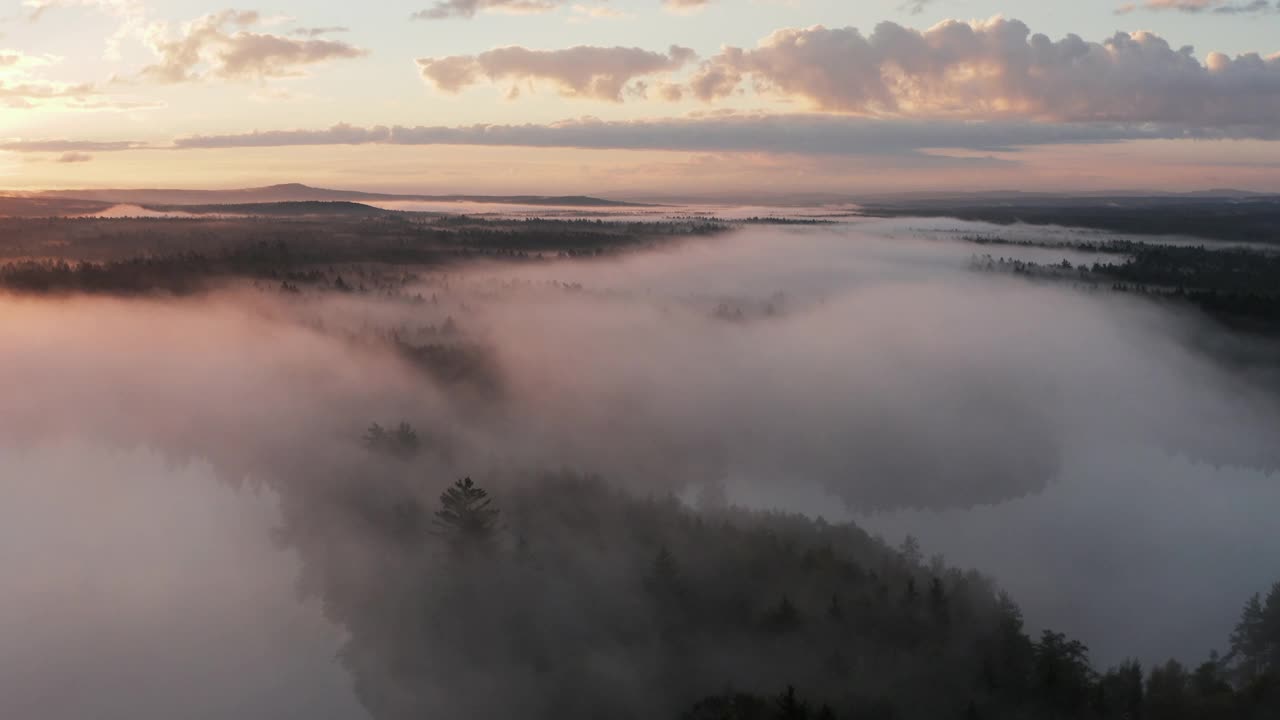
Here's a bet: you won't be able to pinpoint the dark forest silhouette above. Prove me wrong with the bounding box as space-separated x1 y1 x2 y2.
272 431 1280 719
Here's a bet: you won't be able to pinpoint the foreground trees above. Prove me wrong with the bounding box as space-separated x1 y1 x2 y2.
276 455 1280 720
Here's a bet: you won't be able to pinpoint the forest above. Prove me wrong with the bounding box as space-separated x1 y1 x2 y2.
860 195 1280 244
970 244 1280 336
301 430 1280 720
0 213 726 295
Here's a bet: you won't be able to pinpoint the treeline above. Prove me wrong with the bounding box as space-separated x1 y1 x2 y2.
863 197 1280 244
0 216 729 296
1095 245 1280 299
0 214 727 263
972 244 1280 334
270 432 1280 720
960 234 1144 256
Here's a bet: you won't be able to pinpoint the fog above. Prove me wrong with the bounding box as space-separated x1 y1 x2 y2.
0 444 362 720
2 219 1278 717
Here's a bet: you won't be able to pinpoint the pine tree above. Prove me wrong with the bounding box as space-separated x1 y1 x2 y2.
1229 593 1266 683
432 477 499 553
1263 581 1280 674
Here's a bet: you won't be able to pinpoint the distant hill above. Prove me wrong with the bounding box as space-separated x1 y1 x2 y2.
29 183 647 208
148 200 396 217
0 196 112 218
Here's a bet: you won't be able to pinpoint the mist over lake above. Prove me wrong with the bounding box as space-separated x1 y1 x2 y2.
4 214 1279 718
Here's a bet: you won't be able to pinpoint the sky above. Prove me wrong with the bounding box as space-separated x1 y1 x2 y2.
1 0 1279 195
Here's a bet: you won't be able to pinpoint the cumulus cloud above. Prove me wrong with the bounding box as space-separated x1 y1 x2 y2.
54 151 93 162
684 17 1280 131
1116 0 1276 13
417 45 695 101
141 9 366 84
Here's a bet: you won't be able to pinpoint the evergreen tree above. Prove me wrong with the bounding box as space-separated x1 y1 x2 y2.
1263 581 1280 673
432 477 499 553
1230 593 1266 683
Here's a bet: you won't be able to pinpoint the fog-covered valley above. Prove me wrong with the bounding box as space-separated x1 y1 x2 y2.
3 216 1279 719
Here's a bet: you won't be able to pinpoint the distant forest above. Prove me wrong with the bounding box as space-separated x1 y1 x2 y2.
861 196 1280 244
970 243 1280 336
0 214 725 295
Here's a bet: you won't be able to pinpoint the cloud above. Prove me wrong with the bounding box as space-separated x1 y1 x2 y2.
662 0 713 13
0 80 95 106
411 0 696 19
291 26 349 38
141 10 366 83
569 4 632 20
898 0 937 14
1115 0 1276 13
55 151 93 162
417 45 695 101
0 49 96 108
0 139 143 152
412 0 569 19
173 116 1212 156
21 0 140 21
686 17 1280 130
22 0 147 60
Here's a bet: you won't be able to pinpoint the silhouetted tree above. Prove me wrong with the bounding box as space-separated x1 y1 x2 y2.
899 535 922 566
1146 660 1191 720
1096 659 1143 720
1033 630 1094 717
362 421 421 459
775 686 809 720
1230 592 1268 684
432 477 499 553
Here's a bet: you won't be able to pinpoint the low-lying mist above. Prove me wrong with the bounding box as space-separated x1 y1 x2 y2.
3 221 1278 717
